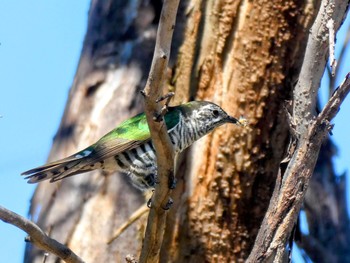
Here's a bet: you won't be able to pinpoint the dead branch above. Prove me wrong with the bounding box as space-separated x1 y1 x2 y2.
329 22 350 96
327 18 337 76
247 72 350 262
247 0 350 261
0 205 84 263
107 205 149 244
139 0 180 263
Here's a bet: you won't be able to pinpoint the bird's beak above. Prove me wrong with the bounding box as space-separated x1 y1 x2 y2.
227 116 239 124
227 115 248 127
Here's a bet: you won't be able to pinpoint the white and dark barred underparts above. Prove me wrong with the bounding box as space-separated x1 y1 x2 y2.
109 110 211 190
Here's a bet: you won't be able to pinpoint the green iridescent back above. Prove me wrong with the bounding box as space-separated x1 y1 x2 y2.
99 107 181 143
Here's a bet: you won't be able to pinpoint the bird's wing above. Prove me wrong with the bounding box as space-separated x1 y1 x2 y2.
88 107 181 163
85 112 152 161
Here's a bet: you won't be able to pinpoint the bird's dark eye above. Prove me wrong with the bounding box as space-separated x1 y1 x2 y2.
212 110 219 117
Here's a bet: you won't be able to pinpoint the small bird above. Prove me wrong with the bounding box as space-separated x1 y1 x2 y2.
22 101 246 191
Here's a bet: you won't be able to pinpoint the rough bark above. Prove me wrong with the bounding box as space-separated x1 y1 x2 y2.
24 0 349 262
163 1 319 262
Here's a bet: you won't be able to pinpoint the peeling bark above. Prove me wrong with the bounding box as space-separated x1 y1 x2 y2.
166 1 319 261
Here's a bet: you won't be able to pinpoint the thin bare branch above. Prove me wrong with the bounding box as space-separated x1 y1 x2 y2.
329 22 350 97
247 0 350 261
107 205 149 244
327 18 337 76
0 205 84 263
139 0 180 262
319 73 350 120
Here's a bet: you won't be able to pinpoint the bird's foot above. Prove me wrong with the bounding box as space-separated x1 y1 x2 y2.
154 174 176 189
168 176 177 190
147 198 152 208
147 197 174 210
147 190 155 208
155 92 174 104
153 92 175 122
162 198 173 210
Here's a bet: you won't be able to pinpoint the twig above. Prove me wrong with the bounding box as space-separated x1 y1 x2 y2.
246 0 350 261
327 18 337 77
0 205 84 263
107 205 149 244
329 22 350 97
139 0 180 263
319 72 350 120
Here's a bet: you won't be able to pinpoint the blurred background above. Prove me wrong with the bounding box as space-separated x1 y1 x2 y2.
0 2 89 262
0 1 349 262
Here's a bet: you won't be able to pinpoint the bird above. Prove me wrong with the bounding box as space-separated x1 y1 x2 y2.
22 101 247 191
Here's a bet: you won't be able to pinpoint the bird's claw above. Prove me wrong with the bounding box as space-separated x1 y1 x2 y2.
147 189 155 208
153 92 175 122
147 198 152 208
156 92 174 104
168 176 177 190
147 192 174 210
147 189 156 208
162 198 173 210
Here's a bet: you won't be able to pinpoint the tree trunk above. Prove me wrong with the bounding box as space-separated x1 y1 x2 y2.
162 1 318 262
25 0 349 262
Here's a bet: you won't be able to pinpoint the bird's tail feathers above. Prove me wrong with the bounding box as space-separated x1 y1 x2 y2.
22 155 89 183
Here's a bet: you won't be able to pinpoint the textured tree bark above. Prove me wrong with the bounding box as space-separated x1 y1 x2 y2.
163 1 320 262
24 0 349 262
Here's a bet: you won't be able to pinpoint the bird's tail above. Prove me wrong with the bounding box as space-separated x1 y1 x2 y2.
22 149 94 183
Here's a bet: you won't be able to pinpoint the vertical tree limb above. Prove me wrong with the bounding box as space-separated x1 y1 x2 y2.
293 0 348 137
139 0 180 262
247 0 350 261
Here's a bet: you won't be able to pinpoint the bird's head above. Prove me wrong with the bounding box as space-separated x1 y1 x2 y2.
180 101 247 134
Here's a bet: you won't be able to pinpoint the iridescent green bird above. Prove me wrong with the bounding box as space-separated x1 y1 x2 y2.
22 101 246 191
